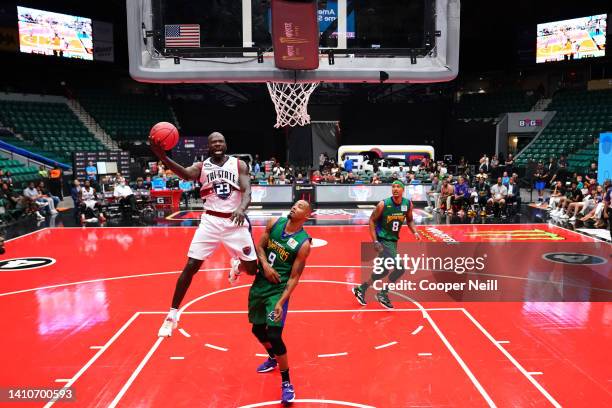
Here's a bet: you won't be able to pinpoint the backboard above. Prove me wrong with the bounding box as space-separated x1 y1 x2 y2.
127 0 460 83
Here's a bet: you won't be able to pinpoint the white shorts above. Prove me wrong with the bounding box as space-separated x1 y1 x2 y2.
188 214 257 262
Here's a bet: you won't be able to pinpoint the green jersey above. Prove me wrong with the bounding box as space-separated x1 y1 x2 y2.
252 217 311 294
375 197 412 241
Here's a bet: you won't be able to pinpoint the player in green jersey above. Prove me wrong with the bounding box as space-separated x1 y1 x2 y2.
249 200 312 404
352 180 421 309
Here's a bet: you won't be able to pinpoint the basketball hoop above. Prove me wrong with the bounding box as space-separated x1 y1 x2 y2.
266 81 319 128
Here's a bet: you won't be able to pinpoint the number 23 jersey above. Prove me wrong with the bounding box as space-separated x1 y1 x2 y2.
198 156 242 213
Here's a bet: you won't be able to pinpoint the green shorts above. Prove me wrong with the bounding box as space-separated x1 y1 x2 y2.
379 238 398 258
248 286 289 328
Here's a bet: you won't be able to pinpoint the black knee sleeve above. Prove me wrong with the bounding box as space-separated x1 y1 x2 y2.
251 324 268 343
266 326 287 356
371 268 390 281
388 267 405 283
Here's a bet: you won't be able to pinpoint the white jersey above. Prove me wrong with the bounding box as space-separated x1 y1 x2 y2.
199 156 242 213
81 187 95 201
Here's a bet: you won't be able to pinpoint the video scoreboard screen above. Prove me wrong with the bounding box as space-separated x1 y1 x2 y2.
73 151 130 181
537 14 607 63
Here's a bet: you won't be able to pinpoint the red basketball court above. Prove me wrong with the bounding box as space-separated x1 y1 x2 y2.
1 224 610 407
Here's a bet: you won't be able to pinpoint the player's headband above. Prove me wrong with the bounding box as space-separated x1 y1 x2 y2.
392 180 405 188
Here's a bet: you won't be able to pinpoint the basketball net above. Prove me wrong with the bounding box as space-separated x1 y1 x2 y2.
266 81 319 128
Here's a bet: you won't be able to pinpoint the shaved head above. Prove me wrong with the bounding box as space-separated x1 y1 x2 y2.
208 131 225 141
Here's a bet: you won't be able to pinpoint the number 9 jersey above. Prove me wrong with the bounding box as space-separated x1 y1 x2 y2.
198 156 242 213
376 197 413 241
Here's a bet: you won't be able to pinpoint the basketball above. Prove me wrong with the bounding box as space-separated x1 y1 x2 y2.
150 122 179 151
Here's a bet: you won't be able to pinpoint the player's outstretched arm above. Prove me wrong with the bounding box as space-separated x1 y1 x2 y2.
231 160 251 225
273 240 311 322
148 135 201 181
257 218 280 283
369 201 384 252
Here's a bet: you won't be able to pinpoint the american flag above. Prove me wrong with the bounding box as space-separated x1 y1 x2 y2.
164 24 200 48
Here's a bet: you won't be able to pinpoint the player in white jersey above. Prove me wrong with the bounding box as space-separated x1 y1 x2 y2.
150 132 258 337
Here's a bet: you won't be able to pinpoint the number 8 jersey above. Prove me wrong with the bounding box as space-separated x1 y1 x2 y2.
376 197 412 241
198 156 242 213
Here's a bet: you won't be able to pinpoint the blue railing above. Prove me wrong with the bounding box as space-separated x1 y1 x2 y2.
0 139 70 170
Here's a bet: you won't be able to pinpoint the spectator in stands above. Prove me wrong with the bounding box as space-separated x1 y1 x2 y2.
319 153 326 171
134 177 148 190
294 173 307 184
276 174 289 185
504 153 515 174
408 173 420 185
70 179 81 209
38 166 48 179
438 179 454 214
489 177 508 217
24 181 56 216
452 176 470 216
156 162 165 177
472 174 491 216
533 161 546 203
544 157 558 184
556 181 583 220
49 164 63 199
502 171 510 186
371 174 382 185
1 171 13 187
585 162 598 185
548 180 565 215
2 182 40 220
490 155 500 177
425 176 440 213
86 161 97 182
272 161 284 177
343 155 353 173
579 184 604 222
582 182 608 228
397 167 407 183
143 175 153 190
427 159 437 174
457 157 467 175
506 175 521 215
79 179 104 224
438 162 448 178
478 154 489 173
346 172 356 184
253 160 261 174
574 174 585 190
567 184 594 222
287 162 296 176
113 178 138 215
38 180 60 210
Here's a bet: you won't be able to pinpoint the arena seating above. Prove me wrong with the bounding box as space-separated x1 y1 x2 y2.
515 89 612 168
567 142 599 173
0 157 40 186
0 100 106 164
0 131 66 165
77 89 175 141
455 90 537 120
